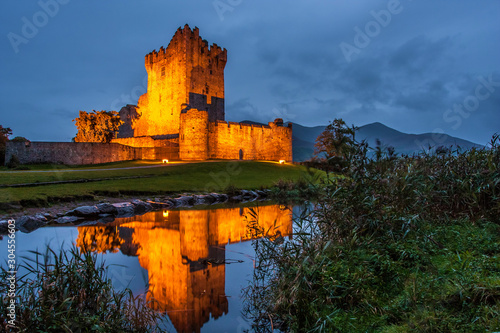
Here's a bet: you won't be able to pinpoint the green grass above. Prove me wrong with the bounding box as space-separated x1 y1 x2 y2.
0 160 161 171
244 140 500 332
0 161 317 207
0 160 172 176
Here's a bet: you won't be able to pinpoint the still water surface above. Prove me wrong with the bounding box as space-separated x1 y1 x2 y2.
0 204 293 332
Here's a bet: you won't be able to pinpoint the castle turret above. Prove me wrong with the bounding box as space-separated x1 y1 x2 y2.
133 25 227 136
179 108 209 160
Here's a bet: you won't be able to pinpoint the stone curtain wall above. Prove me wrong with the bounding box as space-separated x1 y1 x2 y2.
208 120 293 162
141 147 179 161
112 136 179 148
5 141 179 165
5 118 291 165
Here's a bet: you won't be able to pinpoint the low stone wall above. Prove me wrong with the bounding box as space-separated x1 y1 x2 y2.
112 136 179 148
5 141 179 165
141 147 179 160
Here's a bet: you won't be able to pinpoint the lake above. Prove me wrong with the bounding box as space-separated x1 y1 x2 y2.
0 203 294 333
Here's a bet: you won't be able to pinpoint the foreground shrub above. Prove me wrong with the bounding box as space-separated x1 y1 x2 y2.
244 136 500 332
0 246 166 332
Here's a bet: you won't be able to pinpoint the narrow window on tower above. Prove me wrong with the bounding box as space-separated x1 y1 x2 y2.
161 66 165 77
159 94 161 102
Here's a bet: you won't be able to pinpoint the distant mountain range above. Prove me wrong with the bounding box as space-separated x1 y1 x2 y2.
242 121 483 162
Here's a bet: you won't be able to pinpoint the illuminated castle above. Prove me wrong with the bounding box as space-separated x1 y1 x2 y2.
4 25 292 166
113 24 293 162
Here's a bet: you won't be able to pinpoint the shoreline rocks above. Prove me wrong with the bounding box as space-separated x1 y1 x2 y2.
17 214 49 233
2 190 272 234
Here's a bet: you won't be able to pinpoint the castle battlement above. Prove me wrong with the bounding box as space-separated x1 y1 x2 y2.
145 25 227 69
213 120 273 130
133 24 227 137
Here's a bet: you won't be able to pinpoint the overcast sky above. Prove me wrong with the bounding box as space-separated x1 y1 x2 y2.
1 0 499 144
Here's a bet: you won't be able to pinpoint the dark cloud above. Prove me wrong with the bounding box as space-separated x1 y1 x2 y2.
226 98 261 122
389 36 455 72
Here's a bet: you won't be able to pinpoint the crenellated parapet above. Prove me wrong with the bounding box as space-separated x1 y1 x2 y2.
144 25 227 71
133 24 227 137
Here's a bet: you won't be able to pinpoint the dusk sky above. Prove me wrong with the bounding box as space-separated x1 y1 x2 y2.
1 0 499 145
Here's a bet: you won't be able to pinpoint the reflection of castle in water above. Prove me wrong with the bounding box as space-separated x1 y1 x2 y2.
76 205 292 333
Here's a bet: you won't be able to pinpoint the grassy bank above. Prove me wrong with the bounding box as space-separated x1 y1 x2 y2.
245 142 500 332
0 161 317 209
0 160 161 172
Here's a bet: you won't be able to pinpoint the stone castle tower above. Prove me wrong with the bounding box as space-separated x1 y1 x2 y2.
133 24 227 136
113 24 293 162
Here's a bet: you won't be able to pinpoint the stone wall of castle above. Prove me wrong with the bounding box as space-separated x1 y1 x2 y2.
132 25 226 137
208 119 293 162
111 136 179 148
5 141 178 165
179 108 209 160
178 108 293 162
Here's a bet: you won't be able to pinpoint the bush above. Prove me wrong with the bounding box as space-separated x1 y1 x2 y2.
0 125 12 165
10 136 29 142
224 184 240 196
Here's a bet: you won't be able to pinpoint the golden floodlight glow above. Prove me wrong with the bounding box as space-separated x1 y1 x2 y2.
163 210 169 218
76 204 293 331
279 160 285 164
162 159 169 164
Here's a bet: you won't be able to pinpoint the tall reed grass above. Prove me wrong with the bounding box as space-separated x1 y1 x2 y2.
244 135 500 332
0 245 167 332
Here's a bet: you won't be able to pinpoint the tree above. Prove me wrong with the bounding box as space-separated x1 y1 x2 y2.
314 118 357 161
312 119 358 174
73 110 123 143
11 136 29 142
0 125 13 165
